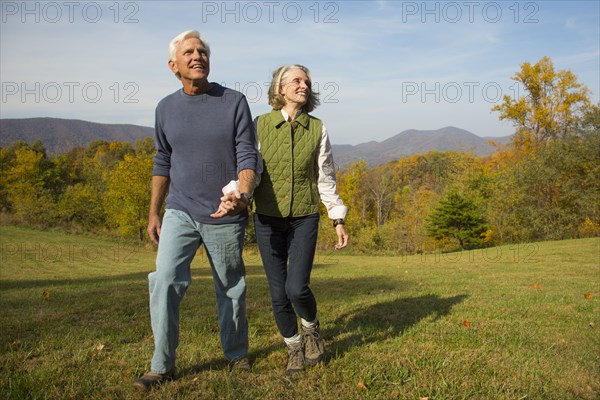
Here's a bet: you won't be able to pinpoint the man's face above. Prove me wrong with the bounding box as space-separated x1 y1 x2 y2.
169 37 210 82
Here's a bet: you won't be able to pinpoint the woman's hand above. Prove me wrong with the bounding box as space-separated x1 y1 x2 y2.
335 224 349 249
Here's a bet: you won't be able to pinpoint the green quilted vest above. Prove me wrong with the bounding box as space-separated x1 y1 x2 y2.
254 109 322 217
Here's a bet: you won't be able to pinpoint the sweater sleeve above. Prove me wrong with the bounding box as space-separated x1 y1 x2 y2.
152 104 172 177
234 96 259 174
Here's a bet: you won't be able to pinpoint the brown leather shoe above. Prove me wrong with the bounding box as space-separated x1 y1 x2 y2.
286 342 305 375
133 368 175 391
303 322 324 365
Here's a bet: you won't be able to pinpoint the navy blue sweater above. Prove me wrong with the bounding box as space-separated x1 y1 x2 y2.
152 84 258 224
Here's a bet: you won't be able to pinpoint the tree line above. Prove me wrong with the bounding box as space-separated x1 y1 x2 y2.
1 57 598 253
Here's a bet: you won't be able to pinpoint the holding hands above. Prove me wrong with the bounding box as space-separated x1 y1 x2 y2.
210 190 250 218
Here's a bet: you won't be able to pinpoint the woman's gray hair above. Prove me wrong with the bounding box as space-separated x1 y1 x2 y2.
168 30 211 79
268 64 320 113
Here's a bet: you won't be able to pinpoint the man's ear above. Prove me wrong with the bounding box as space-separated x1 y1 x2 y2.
168 60 178 75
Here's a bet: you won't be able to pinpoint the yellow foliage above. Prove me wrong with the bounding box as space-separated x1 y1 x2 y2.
481 229 494 244
103 155 153 239
492 56 592 154
579 218 600 238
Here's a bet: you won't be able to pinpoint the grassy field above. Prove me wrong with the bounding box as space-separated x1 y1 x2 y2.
0 225 598 399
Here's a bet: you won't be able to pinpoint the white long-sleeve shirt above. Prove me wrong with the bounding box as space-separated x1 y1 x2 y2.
224 110 349 220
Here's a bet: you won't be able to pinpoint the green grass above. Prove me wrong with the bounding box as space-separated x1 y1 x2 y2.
0 225 598 399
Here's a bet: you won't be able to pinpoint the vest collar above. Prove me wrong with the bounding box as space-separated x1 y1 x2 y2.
272 109 310 129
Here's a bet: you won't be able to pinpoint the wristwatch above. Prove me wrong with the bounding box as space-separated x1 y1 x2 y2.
333 218 345 227
241 192 254 207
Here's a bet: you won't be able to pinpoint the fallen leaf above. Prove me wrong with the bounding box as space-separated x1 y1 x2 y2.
42 290 50 300
584 293 592 299
463 319 471 328
94 343 105 356
357 381 367 390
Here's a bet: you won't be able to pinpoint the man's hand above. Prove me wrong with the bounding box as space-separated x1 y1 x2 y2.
210 190 249 218
147 175 169 244
334 224 349 249
147 214 162 244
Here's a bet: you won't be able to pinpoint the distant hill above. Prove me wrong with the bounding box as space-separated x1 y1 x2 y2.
332 126 512 167
0 118 511 165
0 117 153 155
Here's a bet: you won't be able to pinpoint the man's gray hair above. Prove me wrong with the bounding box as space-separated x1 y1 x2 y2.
168 30 211 62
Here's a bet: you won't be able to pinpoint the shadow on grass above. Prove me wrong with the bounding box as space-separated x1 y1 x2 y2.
325 294 468 362
0 265 271 290
0 271 151 290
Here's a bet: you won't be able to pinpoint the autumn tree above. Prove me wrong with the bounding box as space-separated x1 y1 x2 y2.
492 56 591 152
0 146 16 212
134 137 156 159
3 143 59 224
87 140 135 169
324 160 370 251
58 183 105 228
104 155 153 240
365 164 396 229
486 58 598 241
337 160 369 227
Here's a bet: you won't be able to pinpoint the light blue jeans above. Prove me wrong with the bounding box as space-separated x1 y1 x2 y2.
148 209 248 373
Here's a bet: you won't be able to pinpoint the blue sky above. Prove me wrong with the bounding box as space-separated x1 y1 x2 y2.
1 0 598 145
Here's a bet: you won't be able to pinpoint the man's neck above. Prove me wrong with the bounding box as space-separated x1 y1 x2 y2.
181 79 213 95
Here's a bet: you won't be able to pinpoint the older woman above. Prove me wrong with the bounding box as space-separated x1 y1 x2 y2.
253 64 349 374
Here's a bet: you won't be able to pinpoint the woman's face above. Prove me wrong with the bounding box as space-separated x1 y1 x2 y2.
280 68 310 108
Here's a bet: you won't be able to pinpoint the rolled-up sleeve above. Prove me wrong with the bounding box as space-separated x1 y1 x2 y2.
316 124 348 220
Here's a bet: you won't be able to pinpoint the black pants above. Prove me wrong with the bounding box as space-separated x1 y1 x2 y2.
254 213 320 338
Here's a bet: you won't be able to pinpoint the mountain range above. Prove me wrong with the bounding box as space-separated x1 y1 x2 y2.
0 117 153 156
331 126 511 167
0 117 511 166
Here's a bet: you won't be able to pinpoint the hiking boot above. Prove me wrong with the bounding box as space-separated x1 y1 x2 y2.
286 342 305 375
133 368 175 391
303 322 324 365
230 356 251 372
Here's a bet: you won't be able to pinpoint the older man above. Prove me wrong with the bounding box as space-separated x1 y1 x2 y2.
134 30 259 390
